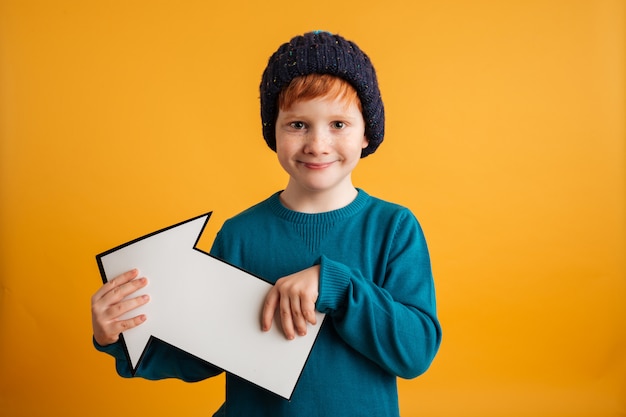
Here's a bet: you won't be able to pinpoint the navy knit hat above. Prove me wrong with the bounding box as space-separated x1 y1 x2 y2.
260 31 384 158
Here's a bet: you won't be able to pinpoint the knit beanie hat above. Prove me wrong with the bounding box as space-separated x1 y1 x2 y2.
260 31 385 158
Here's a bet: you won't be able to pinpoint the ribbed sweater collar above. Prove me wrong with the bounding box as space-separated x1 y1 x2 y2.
267 189 370 224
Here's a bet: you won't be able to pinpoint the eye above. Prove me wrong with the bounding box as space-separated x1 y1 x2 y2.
289 121 306 130
331 121 345 129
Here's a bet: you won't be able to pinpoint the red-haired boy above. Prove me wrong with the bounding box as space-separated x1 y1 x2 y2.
91 31 441 417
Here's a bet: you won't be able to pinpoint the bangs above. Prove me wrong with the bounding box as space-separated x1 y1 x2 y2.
278 74 362 112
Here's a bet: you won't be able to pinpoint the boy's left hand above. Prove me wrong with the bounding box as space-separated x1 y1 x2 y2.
261 265 320 340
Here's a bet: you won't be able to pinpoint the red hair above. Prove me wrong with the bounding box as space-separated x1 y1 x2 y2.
278 74 362 112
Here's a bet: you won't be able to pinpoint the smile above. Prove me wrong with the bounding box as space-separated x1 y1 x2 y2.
301 161 334 170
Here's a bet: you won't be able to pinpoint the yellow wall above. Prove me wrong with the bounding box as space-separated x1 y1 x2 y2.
1 0 624 416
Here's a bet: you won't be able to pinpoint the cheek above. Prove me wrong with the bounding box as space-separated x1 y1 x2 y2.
276 137 293 154
276 152 292 176
275 140 295 168
347 135 369 155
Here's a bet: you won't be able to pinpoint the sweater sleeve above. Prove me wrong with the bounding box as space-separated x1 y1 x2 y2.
315 210 442 379
93 336 223 381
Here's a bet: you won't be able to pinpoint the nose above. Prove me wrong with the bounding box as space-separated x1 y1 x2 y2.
303 128 330 155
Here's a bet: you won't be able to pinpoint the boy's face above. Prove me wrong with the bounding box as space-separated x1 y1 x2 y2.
275 95 368 197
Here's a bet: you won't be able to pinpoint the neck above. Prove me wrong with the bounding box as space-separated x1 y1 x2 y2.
279 182 358 214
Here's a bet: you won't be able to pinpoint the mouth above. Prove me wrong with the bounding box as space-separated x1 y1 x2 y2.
301 161 334 170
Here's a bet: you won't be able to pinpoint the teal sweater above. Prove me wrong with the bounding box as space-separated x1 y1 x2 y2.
95 189 441 416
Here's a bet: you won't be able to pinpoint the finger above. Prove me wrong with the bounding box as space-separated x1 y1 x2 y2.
301 297 317 326
106 293 150 321
290 295 308 337
93 292 149 335
94 313 147 346
280 292 295 340
101 275 148 308
114 313 148 334
92 273 145 322
261 288 279 332
92 293 150 346
92 269 139 302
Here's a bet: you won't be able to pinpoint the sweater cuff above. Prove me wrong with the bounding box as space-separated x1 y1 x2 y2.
316 255 351 314
93 336 125 357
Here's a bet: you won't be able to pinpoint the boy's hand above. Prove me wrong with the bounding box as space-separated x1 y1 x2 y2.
91 269 150 346
261 265 320 340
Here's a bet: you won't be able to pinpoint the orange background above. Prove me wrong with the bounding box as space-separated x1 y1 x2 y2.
1 1 624 416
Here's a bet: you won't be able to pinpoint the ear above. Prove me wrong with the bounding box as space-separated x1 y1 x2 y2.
361 135 369 149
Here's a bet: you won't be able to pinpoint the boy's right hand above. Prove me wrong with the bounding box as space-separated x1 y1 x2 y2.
91 269 150 346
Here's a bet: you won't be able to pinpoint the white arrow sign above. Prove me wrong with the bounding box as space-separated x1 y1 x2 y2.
96 212 324 400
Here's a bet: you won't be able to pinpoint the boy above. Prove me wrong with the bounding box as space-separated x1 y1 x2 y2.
91 31 441 416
